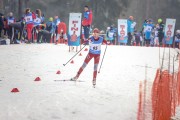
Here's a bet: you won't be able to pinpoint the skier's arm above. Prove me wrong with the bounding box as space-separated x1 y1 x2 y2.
102 39 107 45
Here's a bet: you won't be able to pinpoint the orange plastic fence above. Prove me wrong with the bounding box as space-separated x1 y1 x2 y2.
137 66 180 120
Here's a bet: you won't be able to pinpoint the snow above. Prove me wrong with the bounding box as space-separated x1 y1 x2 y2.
0 44 179 120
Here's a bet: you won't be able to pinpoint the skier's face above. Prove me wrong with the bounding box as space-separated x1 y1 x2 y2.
93 32 99 39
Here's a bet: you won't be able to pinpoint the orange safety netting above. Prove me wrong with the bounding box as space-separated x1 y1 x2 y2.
149 68 180 120
137 62 180 120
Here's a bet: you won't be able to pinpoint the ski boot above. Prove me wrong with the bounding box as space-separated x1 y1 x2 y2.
70 75 78 81
92 78 96 88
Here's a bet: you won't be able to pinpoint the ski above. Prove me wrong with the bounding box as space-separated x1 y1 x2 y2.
54 79 85 82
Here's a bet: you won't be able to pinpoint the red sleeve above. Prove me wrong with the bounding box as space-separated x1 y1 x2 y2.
88 10 92 25
32 13 36 19
103 39 107 44
63 22 67 33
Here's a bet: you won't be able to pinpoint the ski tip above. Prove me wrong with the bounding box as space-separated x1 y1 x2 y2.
63 64 65 66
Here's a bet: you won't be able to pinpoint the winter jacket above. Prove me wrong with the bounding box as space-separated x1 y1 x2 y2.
82 10 92 26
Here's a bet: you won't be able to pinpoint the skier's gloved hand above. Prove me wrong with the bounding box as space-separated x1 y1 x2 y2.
83 40 89 45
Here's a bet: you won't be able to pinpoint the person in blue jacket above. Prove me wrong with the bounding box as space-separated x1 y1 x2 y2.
127 16 136 45
144 19 154 46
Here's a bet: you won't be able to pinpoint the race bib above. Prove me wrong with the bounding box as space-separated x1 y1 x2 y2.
25 16 33 22
89 43 101 51
108 32 114 38
34 18 41 23
8 20 14 25
146 26 152 32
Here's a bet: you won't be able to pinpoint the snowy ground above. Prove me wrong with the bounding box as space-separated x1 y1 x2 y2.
0 44 179 120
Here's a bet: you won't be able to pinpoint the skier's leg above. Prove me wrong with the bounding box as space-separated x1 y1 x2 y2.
73 53 93 80
93 55 100 85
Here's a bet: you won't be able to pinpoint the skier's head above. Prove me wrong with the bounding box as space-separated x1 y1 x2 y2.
49 17 53 22
9 12 13 17
36 9 42 17
25 8 31 14
158 18 162 24
148 19 153 24
93 28 100 39
93 28 100 33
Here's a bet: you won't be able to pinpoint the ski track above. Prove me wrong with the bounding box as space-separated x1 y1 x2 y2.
0 44 179 120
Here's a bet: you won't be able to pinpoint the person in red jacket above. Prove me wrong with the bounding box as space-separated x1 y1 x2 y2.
56 21 67 44
24 8 36 43
71 28 107 87
82 5 92 41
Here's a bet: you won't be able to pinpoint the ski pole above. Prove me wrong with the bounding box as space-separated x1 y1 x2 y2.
63 45 87 66
98 45 107 73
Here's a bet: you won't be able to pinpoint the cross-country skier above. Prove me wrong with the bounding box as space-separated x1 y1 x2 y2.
71 28 107 87
23 8 36 43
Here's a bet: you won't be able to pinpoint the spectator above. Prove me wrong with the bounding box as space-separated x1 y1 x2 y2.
127 16 136 46
82 5 92 41
37 17 55 43
37 24 51 43
56 21 67 44
46 17 56 38
154 24 160 47
6 12 16 40
0 13 4 38
174 30 180 49
157 18 165 46
134 30 143 46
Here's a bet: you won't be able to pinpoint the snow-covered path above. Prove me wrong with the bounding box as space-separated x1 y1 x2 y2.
0 44 177 120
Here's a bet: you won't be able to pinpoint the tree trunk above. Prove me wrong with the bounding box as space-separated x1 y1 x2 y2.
18 0 22 19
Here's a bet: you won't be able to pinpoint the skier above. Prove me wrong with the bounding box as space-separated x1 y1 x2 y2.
71 28 107 87
33 9 43 42
144 19 154 46
53 16 60 43
106 26 116 45
24 8 36 43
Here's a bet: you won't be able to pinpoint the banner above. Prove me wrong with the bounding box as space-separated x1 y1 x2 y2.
118 19 128 43
164 18 176 45
68 13 82 46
